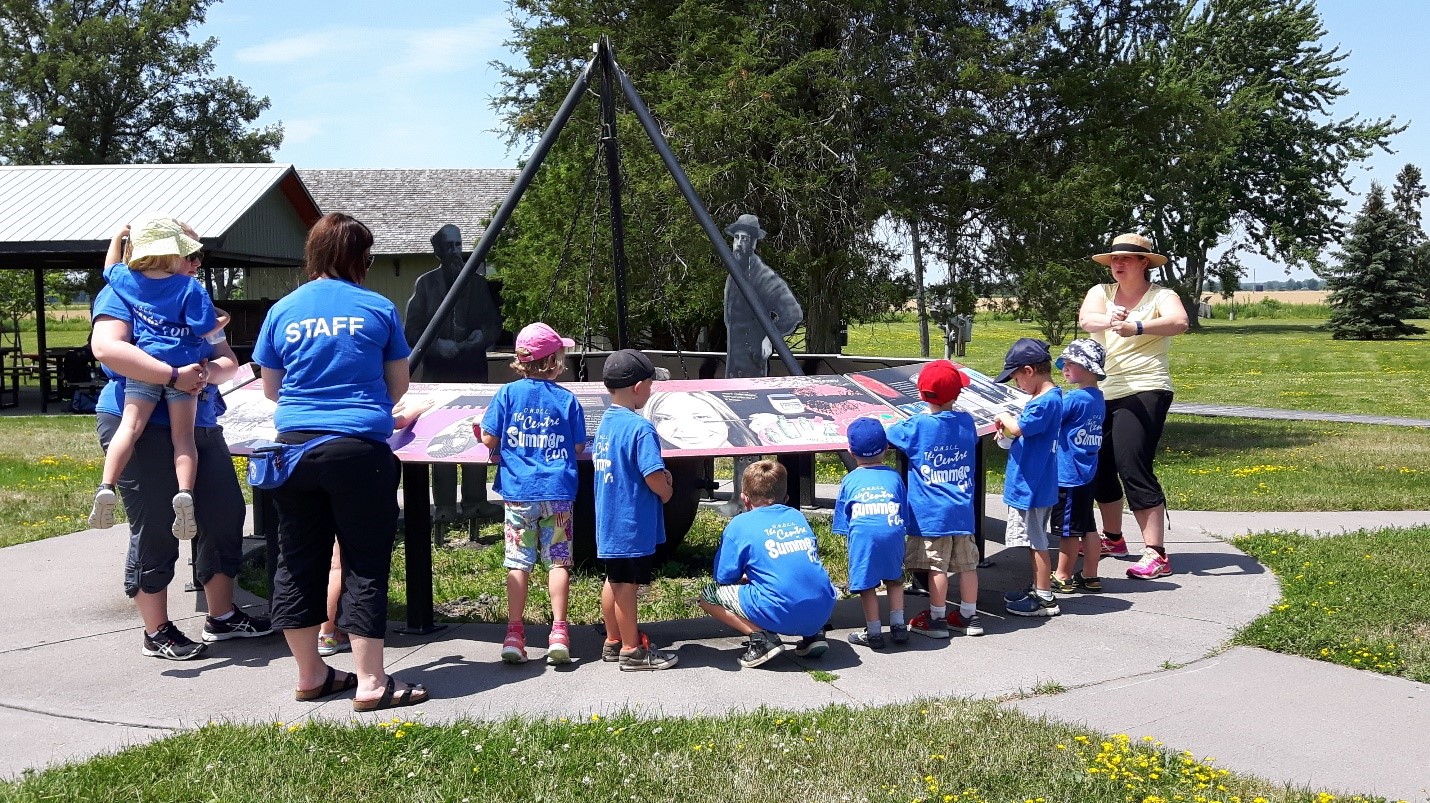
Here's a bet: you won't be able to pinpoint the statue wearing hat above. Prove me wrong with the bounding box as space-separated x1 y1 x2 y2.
722 214 802 380
405 224 504 527
719 214 803 516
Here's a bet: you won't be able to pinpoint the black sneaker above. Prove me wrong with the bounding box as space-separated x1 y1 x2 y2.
889 623 909 645
1049 574 1080 594
738 630 786 668
793 634 828 658
1074 572 1103 592
142 622 207 660
202 606 275 642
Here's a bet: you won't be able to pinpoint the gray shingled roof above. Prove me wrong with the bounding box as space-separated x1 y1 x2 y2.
299 168 518 255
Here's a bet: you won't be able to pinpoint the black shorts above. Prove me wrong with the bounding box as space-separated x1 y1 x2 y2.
604 555 656 585
1052 483 1098 538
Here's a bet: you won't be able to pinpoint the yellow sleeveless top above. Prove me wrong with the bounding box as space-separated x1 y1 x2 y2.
1090 283 1176 400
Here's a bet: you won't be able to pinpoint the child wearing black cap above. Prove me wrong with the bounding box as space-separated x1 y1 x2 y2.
592 349 678 671
886 359 983 638
833 417 910 649
994 338 1064 617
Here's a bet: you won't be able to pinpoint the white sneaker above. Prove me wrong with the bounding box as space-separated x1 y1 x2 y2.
89 487 117 530
171 491 197 540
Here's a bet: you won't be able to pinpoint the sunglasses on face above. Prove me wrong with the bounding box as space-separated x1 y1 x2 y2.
184 251 205 263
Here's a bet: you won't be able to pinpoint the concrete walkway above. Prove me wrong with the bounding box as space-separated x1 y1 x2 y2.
2 501 1428 801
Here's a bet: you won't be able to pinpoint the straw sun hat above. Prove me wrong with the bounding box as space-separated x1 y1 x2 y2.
1091 233 1168 268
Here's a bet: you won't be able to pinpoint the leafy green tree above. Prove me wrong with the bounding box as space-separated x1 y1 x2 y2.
495 0 987 352
0 0 281 165
1324 184 1426 340
1138 0 1400 321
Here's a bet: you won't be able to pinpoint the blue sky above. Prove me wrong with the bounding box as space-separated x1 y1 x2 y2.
202 0 1428 279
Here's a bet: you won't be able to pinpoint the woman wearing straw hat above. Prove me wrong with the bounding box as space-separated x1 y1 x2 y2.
1078 233 1189 579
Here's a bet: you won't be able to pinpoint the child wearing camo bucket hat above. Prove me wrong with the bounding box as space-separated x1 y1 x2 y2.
88 214 230 542
1049 339 1108 594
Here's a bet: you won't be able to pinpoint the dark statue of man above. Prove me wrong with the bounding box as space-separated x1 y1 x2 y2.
723 214 802 379
405 224 503 526
720 214 803 516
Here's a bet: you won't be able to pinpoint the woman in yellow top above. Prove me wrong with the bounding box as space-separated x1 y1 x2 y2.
1078 234 1189 579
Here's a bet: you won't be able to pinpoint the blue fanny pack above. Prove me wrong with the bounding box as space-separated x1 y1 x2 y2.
246 435 343 489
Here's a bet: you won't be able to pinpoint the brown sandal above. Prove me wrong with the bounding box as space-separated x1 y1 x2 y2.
294 666 358 701
352 676 429 712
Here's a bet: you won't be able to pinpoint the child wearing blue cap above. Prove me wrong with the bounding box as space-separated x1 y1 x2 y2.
832 417 911 649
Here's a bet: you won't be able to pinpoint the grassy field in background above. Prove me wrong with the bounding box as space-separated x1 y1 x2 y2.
849 314 1430 419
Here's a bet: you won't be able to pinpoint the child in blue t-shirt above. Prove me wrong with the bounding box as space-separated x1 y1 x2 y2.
88 217 228 541
994 338 1063 617
479 322 587 666
698 460 837 669
833 418 910 650
592 349 677 671
886 359 983 639
1049 339 1108 595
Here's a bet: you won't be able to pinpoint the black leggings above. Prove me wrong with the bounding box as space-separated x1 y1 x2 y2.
269 435 400 639
1093 390 1173 512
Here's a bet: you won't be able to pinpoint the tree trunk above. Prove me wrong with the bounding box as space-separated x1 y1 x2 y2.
911 219 929 358
803 255 842 354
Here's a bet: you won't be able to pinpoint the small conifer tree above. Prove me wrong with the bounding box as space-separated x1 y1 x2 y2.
1324 183 1427 340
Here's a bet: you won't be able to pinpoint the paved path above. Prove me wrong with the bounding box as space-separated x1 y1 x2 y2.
1171 402 1430 429
2 502 1428 801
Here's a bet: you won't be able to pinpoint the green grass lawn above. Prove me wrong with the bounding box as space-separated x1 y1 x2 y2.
850 315 1430 419
1233 526 1430 684
1 699 1395 803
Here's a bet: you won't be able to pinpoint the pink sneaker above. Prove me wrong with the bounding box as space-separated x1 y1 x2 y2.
547 621 572 665
1126 548 1171 579
1079 534 1128 556
501 624 527 664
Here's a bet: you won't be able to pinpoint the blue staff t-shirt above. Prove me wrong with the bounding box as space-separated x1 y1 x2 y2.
885 409 978 536
91 285 220 427
252 278 410 442
592 404 666 559
480 378 587 502
102 263 218 367
1057 386 1105 488
832 464 909 592
714 504 836 638
1004 386 1062 510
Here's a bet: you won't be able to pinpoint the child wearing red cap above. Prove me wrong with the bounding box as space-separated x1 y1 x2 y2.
885 360 983 638
479 322 587 665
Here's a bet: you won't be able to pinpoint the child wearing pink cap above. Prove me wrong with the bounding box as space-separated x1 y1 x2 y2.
478 323 587 664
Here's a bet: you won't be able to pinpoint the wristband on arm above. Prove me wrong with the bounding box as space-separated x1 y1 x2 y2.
166 366 179 388
1135 320 1144 335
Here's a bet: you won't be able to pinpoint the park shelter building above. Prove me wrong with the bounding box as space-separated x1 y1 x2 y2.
275 168 519 314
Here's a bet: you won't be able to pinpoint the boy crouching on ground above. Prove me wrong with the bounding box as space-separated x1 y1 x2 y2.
833 417 910 649
593 349 678 671
698 460 837 668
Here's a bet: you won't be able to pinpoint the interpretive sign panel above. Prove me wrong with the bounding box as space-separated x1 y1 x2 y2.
847 363 1027 436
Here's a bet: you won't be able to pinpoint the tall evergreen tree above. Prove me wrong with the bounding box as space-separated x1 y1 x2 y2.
1324 183 1426 340
1391 164 1430 316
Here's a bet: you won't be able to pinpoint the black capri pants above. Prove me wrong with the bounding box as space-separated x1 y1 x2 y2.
1092 389 1173 513
269 433 400 639
97 413 245 597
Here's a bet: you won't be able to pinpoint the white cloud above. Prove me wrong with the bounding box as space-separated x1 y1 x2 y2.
234 31 349 64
